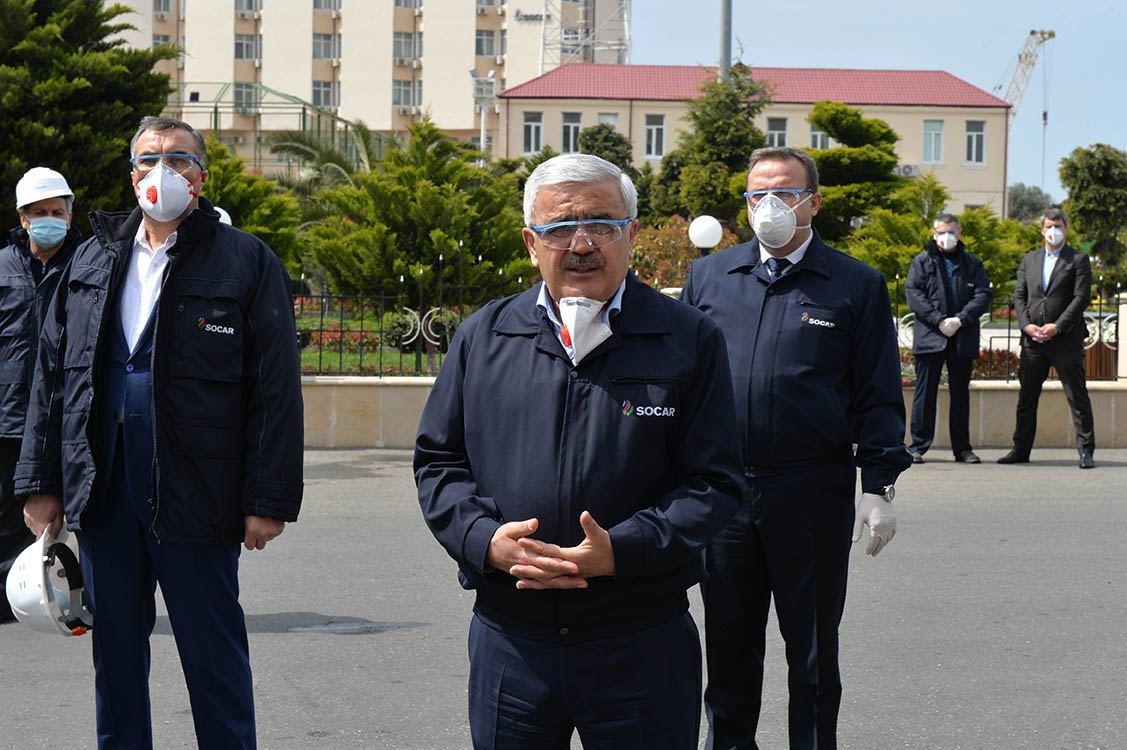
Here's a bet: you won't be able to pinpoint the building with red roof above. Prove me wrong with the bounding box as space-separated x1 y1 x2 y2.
498 64 1010 214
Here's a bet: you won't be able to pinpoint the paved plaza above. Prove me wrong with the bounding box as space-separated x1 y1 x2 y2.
2 448 1125 749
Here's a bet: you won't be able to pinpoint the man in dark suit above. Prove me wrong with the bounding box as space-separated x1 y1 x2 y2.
998 208 1095 468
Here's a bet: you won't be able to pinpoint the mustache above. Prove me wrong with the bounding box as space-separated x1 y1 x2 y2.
562 252 604 271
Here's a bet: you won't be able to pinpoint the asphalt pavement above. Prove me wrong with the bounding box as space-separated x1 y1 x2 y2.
2 447 1125 749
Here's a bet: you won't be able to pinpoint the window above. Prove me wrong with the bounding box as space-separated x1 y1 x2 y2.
500 29 507 55
923 120 943 163
475 30 496 56
965 121 985 164
313 33 340 59
312 80 340 108
562 113 581 154
561 27 582 56
477 0 495 5
394 0 417 6
153 34 171 47
313 0 341 8
233 83 259 112
766 117 787 147
810 127 830 150
392 80 413 107
597 112 618 127
393 32 420 59
234 34 261 60
523 112 543 154
645 114 665 158
154 0 171 11
235 0 261 9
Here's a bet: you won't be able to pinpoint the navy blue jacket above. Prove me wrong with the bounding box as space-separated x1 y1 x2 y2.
681 234 911 494
905 240 992 358
0 228 80 438
15 201 304 543
415 274 745 640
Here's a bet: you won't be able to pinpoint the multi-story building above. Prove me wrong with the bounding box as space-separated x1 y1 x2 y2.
116 0 629 171
498 64 1011 215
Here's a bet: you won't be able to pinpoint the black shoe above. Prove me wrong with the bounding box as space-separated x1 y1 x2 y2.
955 450 981 464
909 450 924 464
996 450 1030 464
1079 453 1095 469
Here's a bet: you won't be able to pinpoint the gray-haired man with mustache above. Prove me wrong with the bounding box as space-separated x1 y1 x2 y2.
415 153 746 749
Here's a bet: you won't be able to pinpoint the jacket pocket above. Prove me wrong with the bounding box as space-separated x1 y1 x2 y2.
169 279 247 382
64 264 111 369
0 276 32 338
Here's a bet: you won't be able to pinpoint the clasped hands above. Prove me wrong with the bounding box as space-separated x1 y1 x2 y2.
487 511 615 590
938 316 962 337
1023 322 1058 344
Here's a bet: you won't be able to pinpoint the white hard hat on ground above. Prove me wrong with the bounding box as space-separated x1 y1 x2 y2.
5 529 93 636
15 167 74 210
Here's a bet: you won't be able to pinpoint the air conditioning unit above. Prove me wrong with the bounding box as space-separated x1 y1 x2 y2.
398 106 413 115
234 135 247 145
414 6 423 16
412 106 422 115
394 57 407 66
154 11 167 21
411 58 421 69
253 59 261 69
898 164 921 177
237 10 252 20
331 58 341 68
254 10 262 20
476 5 487 14
496 5 505 14
494 55 504 65
330 9 340 19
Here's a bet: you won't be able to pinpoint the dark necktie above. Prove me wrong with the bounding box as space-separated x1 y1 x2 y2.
765 257 791 281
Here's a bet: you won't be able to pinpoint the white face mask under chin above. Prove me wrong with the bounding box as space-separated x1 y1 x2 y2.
558 297 612 365
751 193 812 249
136 164 196 223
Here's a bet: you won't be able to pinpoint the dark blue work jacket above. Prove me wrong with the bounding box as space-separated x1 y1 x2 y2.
905 240 991 358
415 274 745 641
0 228 80 438
681 234 911 495
15 201 304 543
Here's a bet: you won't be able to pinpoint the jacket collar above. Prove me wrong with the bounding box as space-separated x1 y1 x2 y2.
925 238 966 257
492 273 672 337
722 232 835 280
89 197 221 262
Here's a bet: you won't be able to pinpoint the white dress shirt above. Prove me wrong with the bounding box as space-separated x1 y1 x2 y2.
120 225 176 352
1041 245 1061 291
536 279 626 363
758 231 814 269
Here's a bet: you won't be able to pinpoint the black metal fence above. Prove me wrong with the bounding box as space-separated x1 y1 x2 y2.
294 276 1121 380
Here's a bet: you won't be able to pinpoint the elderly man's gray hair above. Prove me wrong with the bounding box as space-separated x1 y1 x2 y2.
523 153 637 227
933 213 960 231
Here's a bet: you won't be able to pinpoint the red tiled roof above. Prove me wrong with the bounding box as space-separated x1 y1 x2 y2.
499 64 1010 109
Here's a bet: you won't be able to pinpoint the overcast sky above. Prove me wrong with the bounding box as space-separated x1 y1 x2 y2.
630 0 1121 203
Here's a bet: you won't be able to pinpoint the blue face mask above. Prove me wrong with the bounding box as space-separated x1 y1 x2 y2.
27 217 69 249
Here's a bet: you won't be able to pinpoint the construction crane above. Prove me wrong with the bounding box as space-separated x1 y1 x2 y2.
994 29 1055 128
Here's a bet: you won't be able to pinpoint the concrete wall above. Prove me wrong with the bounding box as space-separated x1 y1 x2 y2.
302 376 1127 450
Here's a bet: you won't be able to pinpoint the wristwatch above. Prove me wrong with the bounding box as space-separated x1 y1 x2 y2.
874 485 895 502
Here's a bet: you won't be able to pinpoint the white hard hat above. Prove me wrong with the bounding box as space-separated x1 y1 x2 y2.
215 206 233 225
15 167 74 210
5 529 93 637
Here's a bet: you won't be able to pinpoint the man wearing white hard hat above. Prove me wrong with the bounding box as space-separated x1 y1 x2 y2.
0 167 80 623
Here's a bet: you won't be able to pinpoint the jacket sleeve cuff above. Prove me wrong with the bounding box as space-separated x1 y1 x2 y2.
464 516 502 575
860 467 898 496
243 479 303 522
13 460 61 499
608 518 646 578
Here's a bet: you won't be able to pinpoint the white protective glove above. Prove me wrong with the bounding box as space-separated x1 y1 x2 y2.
852 493 897 556
938 316 963 337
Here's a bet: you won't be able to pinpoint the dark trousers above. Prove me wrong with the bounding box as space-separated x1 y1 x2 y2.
467 611 702 750
909 344 974 456
78 432 255 749
0 437 33 620
703 462 855 750
1013 341 1095 455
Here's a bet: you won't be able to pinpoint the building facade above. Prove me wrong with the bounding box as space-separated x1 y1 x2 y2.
116 0 629 171
498 65 1011 215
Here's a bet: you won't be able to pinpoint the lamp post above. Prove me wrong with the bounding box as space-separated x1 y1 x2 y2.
688 215 723 257
469 69 497 167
